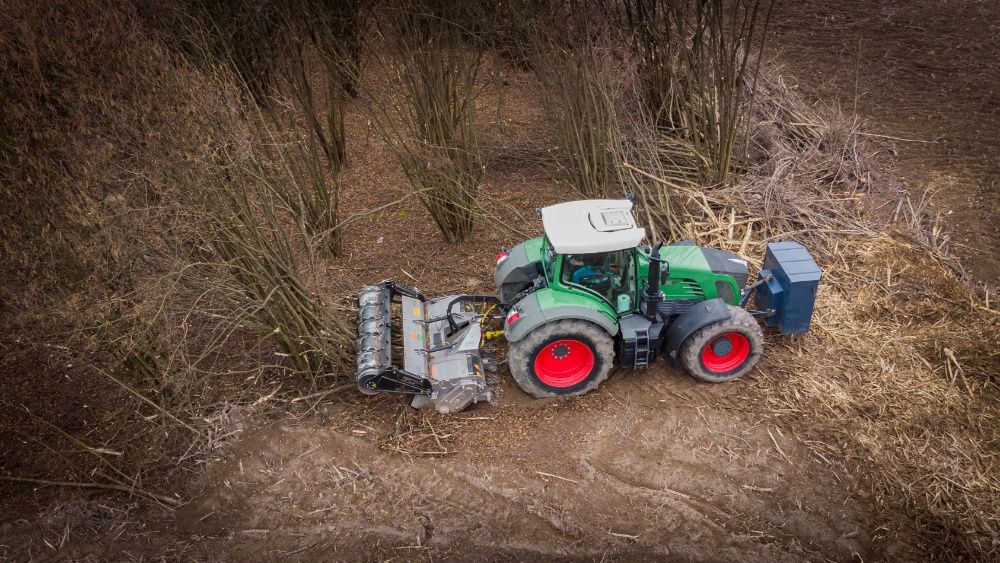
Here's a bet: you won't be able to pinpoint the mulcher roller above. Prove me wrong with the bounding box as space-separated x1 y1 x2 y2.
355 285 393 394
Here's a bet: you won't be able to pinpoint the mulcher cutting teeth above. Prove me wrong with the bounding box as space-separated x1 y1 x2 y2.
355 285 393 395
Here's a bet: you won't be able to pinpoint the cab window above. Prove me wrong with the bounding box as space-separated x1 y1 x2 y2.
561 250 636 311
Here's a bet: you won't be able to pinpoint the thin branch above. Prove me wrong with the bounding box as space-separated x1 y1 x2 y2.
1 476 181 506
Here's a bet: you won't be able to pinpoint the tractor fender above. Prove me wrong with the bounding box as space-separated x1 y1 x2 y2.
505 292 619 343
662 298 732 366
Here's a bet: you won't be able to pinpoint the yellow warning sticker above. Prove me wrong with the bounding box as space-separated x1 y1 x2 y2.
413 307 421 317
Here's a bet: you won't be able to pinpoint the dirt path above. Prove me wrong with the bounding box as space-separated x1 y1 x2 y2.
147 372 887 560
771 0 1000 289
0 362 936 561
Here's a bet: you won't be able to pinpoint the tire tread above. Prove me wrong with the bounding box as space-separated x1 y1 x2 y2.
508 320 615 398
679 306 764 383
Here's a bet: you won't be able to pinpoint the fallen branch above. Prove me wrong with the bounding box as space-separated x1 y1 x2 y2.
329 187 432 233
855 131 940 144
95 367 201 435
1 476 181 505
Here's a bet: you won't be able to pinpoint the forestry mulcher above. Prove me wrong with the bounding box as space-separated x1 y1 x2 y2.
355 198 821 413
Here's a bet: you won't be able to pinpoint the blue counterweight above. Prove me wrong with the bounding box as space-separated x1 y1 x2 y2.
755 241 822 334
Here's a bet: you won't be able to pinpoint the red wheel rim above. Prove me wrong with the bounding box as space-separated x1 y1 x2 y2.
701 332 751 373
533 339 595 387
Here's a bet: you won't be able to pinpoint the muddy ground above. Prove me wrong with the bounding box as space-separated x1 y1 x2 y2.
171 375 888 561
2 1 998 561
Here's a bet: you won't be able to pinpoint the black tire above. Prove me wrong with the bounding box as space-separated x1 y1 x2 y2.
679 306 764 383
508 319 615 398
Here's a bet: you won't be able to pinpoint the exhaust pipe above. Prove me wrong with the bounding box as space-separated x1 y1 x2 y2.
643 242 665 321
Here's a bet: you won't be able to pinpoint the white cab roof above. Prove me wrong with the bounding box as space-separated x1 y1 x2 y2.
541 199 646 254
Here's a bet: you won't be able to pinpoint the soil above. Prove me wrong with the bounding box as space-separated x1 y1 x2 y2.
172 374 890 561
3 372 904 561
2 1 997 561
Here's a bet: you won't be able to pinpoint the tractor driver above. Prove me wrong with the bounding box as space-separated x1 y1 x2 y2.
565 252 630 304
568 253 608 286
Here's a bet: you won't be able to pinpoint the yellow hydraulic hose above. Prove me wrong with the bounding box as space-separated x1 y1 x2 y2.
479 304 501 346
482 330 505 342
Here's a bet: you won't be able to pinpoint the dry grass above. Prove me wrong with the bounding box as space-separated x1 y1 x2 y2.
765 235 999 558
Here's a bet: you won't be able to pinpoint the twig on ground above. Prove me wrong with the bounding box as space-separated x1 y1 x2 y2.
767 428 792 463
1 476 180 506
535 471 580 484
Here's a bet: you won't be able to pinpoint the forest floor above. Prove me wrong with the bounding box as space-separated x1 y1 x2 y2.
772 0 999 291
2 1 998 561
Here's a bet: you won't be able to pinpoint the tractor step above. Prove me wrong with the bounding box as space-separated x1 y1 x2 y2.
355 281 492 414
618 314 663 369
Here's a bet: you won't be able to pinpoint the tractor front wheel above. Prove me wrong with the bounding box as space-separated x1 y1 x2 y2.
679 306 764 383
508 320 615 398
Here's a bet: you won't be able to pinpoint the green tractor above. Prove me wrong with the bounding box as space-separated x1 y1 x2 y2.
356 198 821 413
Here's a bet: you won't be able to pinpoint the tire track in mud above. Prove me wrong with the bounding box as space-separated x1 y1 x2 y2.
578 403 873 560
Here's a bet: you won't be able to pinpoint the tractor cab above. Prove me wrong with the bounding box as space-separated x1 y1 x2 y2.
539 199 647 314
557 249 636 313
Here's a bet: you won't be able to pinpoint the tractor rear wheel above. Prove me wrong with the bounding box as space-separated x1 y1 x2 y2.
508 320 615 398
679 306 764 383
